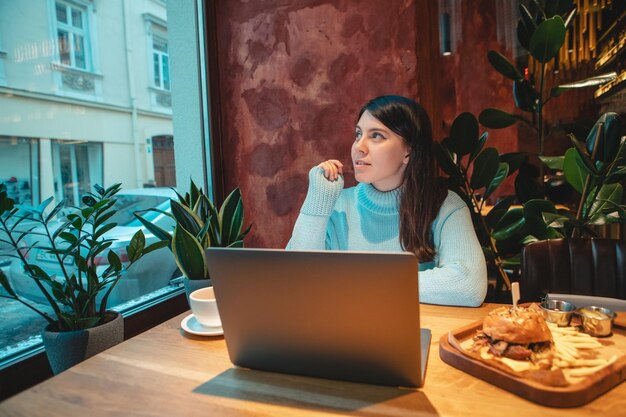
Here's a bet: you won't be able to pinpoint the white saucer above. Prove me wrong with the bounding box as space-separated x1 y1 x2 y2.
181 313 223 336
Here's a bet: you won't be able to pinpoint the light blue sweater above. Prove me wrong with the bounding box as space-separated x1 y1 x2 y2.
287 167 488 307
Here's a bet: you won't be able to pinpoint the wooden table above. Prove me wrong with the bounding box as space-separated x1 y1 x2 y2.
2 304 625 416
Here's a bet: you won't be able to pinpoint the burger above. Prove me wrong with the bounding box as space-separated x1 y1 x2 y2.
472 306 553 363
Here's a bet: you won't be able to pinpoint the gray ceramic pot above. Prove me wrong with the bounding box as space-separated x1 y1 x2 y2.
42 311 124 374
183 277 212 305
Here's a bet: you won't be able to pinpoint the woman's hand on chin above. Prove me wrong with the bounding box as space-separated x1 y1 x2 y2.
317 159 343 181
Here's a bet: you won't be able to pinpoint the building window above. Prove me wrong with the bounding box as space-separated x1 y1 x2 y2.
51 141 103 206
55 1 90 71
153 37 170 91
0 137 40 206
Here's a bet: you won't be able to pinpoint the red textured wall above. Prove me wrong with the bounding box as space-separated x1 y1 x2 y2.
215 0 423 248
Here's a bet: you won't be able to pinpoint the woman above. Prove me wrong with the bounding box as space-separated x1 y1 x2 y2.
287 95 487 307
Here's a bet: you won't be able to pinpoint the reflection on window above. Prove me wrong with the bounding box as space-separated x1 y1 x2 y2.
0 137 39 205
0 0 189 368
153 37 170 91
52 141 103 206
55 1 89 70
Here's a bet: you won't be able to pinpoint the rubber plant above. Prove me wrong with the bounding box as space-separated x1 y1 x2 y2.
0 183 166 331
135 180 251 280
478 1 617 202
434 111 526 291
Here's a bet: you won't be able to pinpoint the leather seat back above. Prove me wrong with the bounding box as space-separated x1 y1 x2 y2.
521 238 626 302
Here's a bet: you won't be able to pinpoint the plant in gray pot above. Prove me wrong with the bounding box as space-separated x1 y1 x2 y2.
0 183 166 374
135 180 251 303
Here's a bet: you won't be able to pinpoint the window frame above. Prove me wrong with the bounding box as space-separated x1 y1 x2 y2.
52 0 94 72
152 36 171 91
1 0 220 396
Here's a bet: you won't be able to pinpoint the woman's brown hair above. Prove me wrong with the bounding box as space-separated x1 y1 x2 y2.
358 96 447 261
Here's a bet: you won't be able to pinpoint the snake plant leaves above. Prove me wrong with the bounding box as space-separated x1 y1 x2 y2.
170 199 203 236
133 213 172 246
529 16 566 64
485 195 515 229
563 148 591 193
470 147 499 189
218 188 244 246
500 152 528 176
479 108 518 129
513 79 538 112
585 113 622 163
487 51 523 81
448 112 479 156
172 225 207 280
539 155 565 170
485 163 509 200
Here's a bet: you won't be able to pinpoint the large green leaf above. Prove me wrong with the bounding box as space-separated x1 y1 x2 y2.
523 199 558 239
434 142 459 177
539 155 565 170
485 163 509 199
127 230 146 263
218 188 244 246
569 134 598 175
469 132 488 164
585 112 622 163
133 213 172 245
487 50 523 81
470 148 500 189
590 183 623 219
171 225 207 280
550 73 617 97
448 112 479 156
479 108 519 129
492 208 525 240
0 269 16 297
563 148 590 193
513 79 538 112
529 16 566 63
170 199 203 236
485 195 515 229
500 152 527 176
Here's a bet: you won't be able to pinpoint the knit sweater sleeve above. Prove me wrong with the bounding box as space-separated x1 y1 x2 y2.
419 198 488 307
286 167 344 250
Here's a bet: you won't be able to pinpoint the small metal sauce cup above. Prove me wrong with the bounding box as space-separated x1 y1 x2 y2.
540 299 577 327
576 306 616 337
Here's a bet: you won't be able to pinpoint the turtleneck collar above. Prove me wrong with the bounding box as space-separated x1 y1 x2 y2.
356 182 401 215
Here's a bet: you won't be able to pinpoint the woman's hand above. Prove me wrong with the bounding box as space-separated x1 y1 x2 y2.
317 160 343 181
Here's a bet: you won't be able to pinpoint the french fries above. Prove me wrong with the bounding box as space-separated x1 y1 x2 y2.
547 322 613 378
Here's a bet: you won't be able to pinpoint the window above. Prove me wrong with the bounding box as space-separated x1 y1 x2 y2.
51 141 103 206
152 37 170 90
0 0 208 370
55 1 90 70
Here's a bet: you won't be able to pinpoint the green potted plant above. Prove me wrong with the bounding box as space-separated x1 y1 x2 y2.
0 183 166 374
435 111 526 293
135 180 251 301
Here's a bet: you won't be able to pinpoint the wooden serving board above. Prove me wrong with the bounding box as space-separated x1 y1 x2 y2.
439 320 626 408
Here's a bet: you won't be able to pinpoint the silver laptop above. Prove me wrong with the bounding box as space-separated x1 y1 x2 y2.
205 248 431 388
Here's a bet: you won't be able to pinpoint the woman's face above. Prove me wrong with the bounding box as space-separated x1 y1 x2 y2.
351 110 410 191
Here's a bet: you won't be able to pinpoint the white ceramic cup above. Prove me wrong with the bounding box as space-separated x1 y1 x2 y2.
189 287 222 328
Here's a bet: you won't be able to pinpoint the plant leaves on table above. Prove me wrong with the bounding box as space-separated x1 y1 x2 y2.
529 15 566 63
172 225 207 280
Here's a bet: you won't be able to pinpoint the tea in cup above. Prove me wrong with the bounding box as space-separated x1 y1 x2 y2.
189 287 222 328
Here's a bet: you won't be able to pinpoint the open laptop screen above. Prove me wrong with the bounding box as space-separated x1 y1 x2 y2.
205 248 429 388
